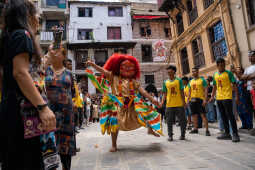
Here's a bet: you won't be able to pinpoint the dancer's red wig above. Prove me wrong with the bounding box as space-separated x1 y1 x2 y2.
103 53 140 79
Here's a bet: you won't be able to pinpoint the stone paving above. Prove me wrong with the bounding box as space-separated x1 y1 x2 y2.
69 123 255 170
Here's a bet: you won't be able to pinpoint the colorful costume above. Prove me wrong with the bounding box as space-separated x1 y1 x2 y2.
85 54 163 136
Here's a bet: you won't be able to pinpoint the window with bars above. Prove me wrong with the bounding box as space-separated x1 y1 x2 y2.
107 27 121 40
247 0 255 25
141 45 153 62
78 8 93 17
180 48 190 75
192 37 205 68
108 7 123 17
204 0 214 9
94 51 108 67
145 75 155 84
176 12 184 36
75 51 88 70
209 21 228 61
78 29 93 40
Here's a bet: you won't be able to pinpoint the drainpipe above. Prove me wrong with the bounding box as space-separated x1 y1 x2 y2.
226 0 242 67
219 0 232 65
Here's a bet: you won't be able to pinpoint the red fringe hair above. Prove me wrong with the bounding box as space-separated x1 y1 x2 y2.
103 53 140 79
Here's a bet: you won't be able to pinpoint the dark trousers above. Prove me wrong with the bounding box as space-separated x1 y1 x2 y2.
166 107 187 137
60 154 72 170
217 100 238 135
78 108 83 127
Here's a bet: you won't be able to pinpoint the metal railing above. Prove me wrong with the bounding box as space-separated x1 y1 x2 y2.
189 7 198 25
41 0 66 9
204 0 214 9
40 30 66 42
194 52 205 68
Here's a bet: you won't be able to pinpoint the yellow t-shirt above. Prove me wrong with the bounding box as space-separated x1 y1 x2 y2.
162 78 184 108
184 85 189 103
188 77 207 100
213 70 236 100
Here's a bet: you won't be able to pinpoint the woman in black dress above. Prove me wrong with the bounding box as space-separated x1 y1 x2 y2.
0 0 56 169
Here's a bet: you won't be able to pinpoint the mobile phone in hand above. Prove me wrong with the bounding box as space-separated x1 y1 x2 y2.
53 31 63 50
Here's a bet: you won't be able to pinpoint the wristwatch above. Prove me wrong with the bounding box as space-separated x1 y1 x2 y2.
37 104 48 112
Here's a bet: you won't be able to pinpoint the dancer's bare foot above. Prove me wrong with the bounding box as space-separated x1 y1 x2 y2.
109 147 117 152
148 128 160 137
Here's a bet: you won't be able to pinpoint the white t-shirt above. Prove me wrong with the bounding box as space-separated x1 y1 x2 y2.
244 65 255 91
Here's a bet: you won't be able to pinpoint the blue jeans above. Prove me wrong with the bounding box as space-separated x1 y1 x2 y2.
206 101 216 122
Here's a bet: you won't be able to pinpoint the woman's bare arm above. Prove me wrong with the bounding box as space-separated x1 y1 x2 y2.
85 60 111 78
13 53 56 131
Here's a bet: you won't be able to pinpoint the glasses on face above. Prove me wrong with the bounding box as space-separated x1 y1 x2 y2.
248 50 255 57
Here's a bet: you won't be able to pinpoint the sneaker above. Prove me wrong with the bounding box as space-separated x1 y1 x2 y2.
189 129 198 134
179 135 185 140
232 134 240 143
206 130 211 136
168 136 173 141
217 133 231 140
76 147 81 152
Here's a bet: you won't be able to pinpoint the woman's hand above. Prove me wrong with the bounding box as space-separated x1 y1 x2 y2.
39 106 56 132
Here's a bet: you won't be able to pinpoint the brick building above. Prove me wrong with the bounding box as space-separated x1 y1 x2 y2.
131 2 174 92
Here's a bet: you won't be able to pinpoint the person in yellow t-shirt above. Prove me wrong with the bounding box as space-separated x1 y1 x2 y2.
182 77 192 129
210 57 240 142
161 65 187 141
188 67 210 136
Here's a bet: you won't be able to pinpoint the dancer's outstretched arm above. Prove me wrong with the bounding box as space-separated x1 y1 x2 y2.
85 60 111 78
138 87 160 108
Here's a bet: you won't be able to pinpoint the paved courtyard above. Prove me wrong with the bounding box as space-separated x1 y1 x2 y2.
70 123 255 170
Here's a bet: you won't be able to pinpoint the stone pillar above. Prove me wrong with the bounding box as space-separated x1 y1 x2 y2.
187 43 194 70
201 30 213 66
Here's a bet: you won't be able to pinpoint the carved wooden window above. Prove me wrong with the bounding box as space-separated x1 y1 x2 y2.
75 50 88 70
180 48 190 75
246 0 255 25
192 36 205 68
142 45 153 62
176 12 184 36
204 0 214 9
140 23 151 37
145 75 155 84
209 21 228 61
187 0 198 25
